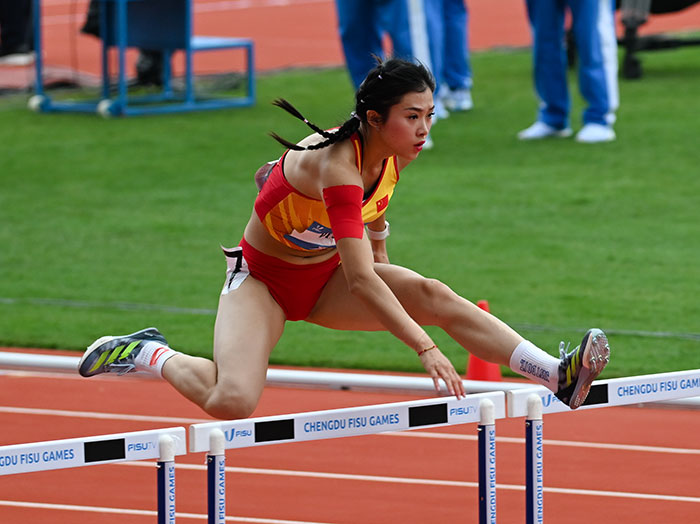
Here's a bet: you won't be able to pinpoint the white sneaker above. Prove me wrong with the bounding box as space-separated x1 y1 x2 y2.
442 87 473 112
0 51 35 66
517 121 573 140
575 123 616 143
433 98 449 121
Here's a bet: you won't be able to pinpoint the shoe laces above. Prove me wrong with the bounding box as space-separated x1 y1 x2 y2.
107 362 136 375
559 341 571 359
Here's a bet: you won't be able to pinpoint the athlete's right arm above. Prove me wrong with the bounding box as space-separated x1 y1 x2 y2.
315 148 464 397
334 235 464 398
316 148 430 352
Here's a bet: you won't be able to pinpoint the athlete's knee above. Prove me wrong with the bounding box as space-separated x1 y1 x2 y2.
203 386 259 420
411 277 459 320
418 277 455 304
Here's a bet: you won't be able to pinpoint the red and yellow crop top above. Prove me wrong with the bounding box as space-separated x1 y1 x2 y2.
254 133 399 251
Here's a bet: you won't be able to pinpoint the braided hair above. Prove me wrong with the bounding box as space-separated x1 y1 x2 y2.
270 58 435 151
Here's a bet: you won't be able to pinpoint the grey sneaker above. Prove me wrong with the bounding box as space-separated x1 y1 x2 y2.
555 328 610 409
78 327 168 377
575 123 616 143
442 87 473 112
517 121 573 140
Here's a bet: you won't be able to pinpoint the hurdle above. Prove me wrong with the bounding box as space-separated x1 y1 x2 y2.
508 368 700 417
190 392 506 523
509 369 700 523
477 398 497 524
0 426 187 523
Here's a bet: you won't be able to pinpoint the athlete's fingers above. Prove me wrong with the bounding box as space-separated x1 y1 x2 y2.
454 365 466 398
421 347 465 398
437 358 462 399
444 367 464 399
432 375 442 395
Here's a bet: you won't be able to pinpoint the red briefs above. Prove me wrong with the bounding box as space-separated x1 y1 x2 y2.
229 238 341 321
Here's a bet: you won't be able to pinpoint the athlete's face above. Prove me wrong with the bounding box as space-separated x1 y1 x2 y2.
380 89 434 158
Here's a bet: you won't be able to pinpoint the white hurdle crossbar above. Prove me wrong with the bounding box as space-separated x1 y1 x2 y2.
507 368 700 417
0 427 187 522
190 392 506 523
509 369 700 523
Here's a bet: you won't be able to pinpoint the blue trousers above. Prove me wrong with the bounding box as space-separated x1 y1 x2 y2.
335 0 414 88
525 0 618 127
424 0 472 91
335 0 472 92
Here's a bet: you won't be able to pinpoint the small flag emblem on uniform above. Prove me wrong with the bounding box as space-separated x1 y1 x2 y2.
376 195 388 212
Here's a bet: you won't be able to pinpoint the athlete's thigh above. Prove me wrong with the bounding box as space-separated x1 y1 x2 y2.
305 262 430 330
213 276 286 395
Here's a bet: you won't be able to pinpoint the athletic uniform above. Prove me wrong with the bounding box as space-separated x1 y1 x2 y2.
526 0 619 128
222 132 400 321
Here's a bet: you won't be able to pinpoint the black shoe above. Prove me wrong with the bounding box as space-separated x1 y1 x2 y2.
135 50 164 86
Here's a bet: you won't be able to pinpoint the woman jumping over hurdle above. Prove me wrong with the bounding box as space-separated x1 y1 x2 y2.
78 58 610 418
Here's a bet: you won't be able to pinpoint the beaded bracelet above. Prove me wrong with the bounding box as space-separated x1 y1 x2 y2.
417 345 437 357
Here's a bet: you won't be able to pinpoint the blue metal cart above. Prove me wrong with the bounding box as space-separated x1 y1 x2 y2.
29 0 255 116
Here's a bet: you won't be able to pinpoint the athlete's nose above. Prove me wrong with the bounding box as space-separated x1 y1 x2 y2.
418 116 430 138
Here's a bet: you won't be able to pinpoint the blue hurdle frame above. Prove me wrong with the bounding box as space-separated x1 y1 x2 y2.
31 0 255 116
190 392 507 523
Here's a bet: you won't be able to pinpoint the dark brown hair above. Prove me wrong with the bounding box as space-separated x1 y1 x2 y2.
270 58 435 151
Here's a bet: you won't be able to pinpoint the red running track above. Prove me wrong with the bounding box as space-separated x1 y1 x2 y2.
1 350 699 524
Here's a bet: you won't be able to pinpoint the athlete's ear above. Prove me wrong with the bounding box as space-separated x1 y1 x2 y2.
366 110 383 129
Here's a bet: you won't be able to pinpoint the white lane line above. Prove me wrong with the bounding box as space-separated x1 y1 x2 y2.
0 499 334 523
120 461 700 504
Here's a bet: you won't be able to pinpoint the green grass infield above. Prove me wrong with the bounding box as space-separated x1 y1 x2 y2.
1 47 698 379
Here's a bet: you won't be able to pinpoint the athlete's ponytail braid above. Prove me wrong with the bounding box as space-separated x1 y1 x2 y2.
269 98 360 151
269 57 435 152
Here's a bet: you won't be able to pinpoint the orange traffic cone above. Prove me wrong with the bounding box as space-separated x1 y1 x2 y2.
466 300 502 381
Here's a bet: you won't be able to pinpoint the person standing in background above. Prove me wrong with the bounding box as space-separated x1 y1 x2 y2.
335 0 441 148
0 0 33 66
518 0 619 143
81 0 164 86
428 0 474 113
334 0 416 89
335 0 474 148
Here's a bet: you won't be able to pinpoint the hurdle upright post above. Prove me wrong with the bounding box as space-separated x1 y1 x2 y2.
207 428 226 524
478 398 497 523
157 434 177 524
189 393 506 522
525 394 544 524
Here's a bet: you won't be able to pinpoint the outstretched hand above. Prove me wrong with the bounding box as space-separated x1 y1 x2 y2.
419 347 466 399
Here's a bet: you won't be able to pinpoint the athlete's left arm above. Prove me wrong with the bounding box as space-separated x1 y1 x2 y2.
366 155 413 264
366 215 389 264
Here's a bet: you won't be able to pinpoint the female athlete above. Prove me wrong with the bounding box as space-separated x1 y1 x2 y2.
79 58 610 418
